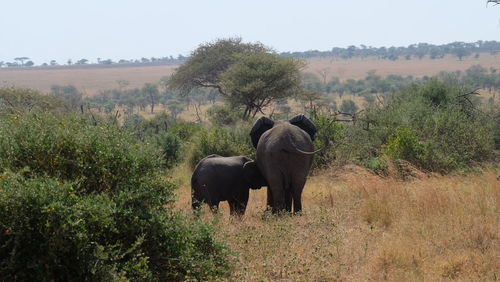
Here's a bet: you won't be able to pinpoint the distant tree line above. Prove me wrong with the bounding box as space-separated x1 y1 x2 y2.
281 41 500 61
2 40 500 68
302 65 500 95
0 55 188 68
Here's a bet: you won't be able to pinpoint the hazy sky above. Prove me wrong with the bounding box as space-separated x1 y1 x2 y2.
1 0 498 64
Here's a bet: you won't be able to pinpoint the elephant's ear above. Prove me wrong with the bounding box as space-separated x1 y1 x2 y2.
250 116 274 148
289 114 317 141
243 161 267 190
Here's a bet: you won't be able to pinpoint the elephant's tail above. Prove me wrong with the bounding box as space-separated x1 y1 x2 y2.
286 136 329 155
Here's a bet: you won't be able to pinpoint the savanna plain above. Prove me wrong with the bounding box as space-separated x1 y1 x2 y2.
1 53 499 281
2 54 499 96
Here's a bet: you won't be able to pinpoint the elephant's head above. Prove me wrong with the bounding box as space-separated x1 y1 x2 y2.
249 114 317 148
243 160 267 189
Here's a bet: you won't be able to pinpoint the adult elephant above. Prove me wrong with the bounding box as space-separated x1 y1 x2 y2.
250 114 323 214
191 155 267 216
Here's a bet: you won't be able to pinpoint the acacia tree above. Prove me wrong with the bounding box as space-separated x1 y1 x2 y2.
14 57 29 66
298 89 322 112
142 83 159 113
169 38 303 119
169 38 267 96
220 53 303 118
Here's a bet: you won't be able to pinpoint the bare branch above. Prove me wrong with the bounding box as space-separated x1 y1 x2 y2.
457 88 481 98
112 110 120 125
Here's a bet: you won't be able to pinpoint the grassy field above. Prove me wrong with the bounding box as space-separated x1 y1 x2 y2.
304 53 500 82
172 164 499 281
1 53 499 96
0 64 177 96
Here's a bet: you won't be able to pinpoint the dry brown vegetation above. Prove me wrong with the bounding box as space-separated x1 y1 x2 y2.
1 53 499 96
0 64 177 96
173 164 499 281
305 54 500 82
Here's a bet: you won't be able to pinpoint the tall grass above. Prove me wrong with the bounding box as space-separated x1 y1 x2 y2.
173 165 499 281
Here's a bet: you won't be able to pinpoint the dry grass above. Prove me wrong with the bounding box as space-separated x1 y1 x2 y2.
172 165 499 281
305 54 500 82
0 65 177 96
1 53 499 96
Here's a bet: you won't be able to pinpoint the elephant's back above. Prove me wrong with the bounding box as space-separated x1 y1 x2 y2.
192 156 245 184
256 123 314 178
257 123 313 153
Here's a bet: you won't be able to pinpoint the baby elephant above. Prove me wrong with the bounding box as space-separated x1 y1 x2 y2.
191 154 267 215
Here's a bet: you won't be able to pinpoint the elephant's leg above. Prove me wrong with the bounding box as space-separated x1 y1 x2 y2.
229 200 246 216
268 177 286 214
192 199 201 210
284 190 292 212
209 202 220 214
291 178 307 213
272 192 286 214
266 187 274 211
292 190 302 213
191 188 204 210
230 189 249 216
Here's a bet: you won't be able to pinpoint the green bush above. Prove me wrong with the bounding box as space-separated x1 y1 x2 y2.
310 113 348 169
339 99 358 114
123 112 174 140
0 113 161 193
362 157 388 175
359 80 494 172
206 104 243 125
0 87 66 114
0 172 230 281
152 131 182 168
168 121 203 141
486 104 500 150
187 125 254 168
0 110 230 280
382 127 424 164
122 112 204 168
122 113 146 131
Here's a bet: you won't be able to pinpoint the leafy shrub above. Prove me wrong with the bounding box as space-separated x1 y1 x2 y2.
187 125 254 168
0 87 66 114
359 80 494 172
310 113 348 169
206 104 242 125
0 172 230 281
340 99 358 114
152 131 182 168
122 113 146 131
122 113 203 168
0 113 161 193
362 157 388 175
123 112 173 140
485 104 500 150
0 109 230 280
168 121 203 141
382 127 423 164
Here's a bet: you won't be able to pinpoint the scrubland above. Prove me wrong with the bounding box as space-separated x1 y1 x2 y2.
174 164 499 281
1 54 499 96
1 50 499 280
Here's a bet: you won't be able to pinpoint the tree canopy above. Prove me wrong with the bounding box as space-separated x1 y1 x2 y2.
220 52 303 118
168 38 268 97
168 38 303 118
